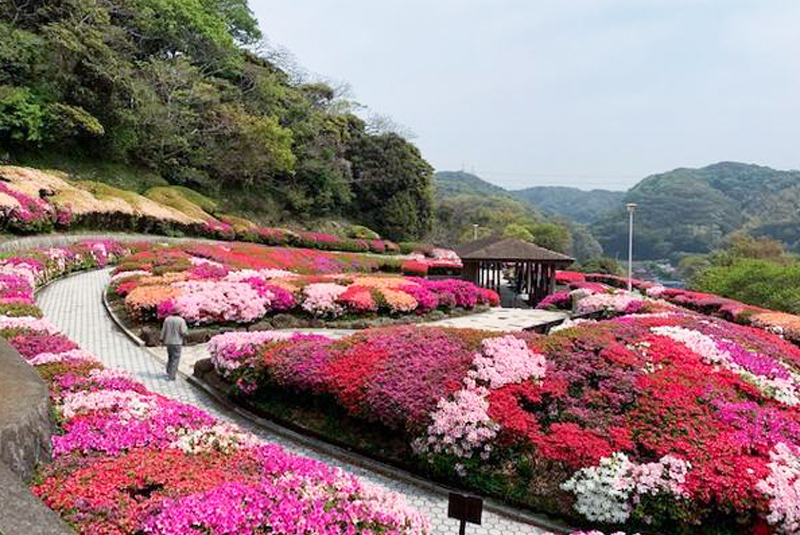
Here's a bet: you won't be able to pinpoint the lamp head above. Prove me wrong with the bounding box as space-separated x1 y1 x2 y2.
626 202 638 213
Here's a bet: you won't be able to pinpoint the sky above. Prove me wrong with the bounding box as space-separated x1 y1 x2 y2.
250 0 800 191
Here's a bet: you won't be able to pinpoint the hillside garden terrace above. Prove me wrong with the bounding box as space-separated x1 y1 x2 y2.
5 239 800 534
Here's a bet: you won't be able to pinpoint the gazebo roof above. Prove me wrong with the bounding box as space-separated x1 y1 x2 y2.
455 236 574 263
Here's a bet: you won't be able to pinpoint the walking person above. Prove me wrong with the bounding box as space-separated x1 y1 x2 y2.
160 314 188 381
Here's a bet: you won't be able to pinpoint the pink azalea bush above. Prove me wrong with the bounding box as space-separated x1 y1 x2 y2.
573 290 645 316
169 280 270 324
757 443 800 535
301 282 348 317
207 331 295 377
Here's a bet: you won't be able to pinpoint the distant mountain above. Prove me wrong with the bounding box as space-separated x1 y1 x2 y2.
436 163 800 261
593 162 800 259
432 171 603 260
434 171 511 198
511 186 625 224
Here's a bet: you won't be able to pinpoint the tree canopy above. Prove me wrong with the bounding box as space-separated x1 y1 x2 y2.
0 0 433 239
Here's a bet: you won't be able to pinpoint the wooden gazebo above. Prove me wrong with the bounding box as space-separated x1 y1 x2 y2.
456 236 574 306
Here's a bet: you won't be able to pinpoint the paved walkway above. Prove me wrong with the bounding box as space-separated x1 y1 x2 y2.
38 269 553 535
425 308 567 330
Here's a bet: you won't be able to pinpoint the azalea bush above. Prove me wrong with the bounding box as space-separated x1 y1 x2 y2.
208 298 800 534
0 241 429 535
113 243 496 325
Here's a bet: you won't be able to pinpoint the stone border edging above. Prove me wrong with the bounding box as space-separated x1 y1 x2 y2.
0 462 74 535
102 286 146 347
0 338 53 482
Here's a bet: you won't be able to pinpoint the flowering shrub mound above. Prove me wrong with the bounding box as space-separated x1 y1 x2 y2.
112 243 497 325
0 240 429 535
210 299 800 534
0 166 461 262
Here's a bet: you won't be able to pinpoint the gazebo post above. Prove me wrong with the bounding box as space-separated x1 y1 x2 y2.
526 261 533 305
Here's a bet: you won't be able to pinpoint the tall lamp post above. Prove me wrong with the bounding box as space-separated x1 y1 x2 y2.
626 202 638 291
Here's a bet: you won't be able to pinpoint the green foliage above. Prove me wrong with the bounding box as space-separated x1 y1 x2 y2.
594 162 800 260
576 256 623 275
726 232 784 260
432 169 594 257
693 259 800 314
346 225 381 240
512 185 625 224
165 186 218 213
527 222 572 253
570 223 603 261
0 85 45 145
501 221 572 253
677 254 712 282
433 193 535 245
46 103 105 138
0 0 433 240
348 132 433 240
435 171 510 198
688 233 800 313
145 186 215 220
502 223 535 242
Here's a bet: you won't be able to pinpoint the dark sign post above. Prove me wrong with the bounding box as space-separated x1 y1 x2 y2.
448 492 483 535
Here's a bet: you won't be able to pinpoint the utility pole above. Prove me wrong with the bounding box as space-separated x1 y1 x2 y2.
626 202 638 291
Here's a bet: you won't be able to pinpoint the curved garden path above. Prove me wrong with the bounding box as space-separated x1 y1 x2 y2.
38 268 559 535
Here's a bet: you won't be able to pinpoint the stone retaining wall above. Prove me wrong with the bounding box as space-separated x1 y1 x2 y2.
0 338 73 534
0 338 52 481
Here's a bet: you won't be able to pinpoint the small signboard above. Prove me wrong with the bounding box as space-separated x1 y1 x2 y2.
448 492 483 534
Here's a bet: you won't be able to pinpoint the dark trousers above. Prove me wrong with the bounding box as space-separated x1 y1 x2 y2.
166 344 182 380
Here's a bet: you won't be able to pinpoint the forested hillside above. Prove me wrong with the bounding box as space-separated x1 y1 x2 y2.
435 170 511 198
594 162 800 259
512 186 624 224
435 164 800 262
0 0 432 240
432 171 602 260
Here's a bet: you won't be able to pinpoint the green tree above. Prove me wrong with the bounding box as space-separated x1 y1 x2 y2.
348 132 433 240
0 86 45 146
0 0 434 238
503 222 535 242
528 222 572 253
577 257 622 275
